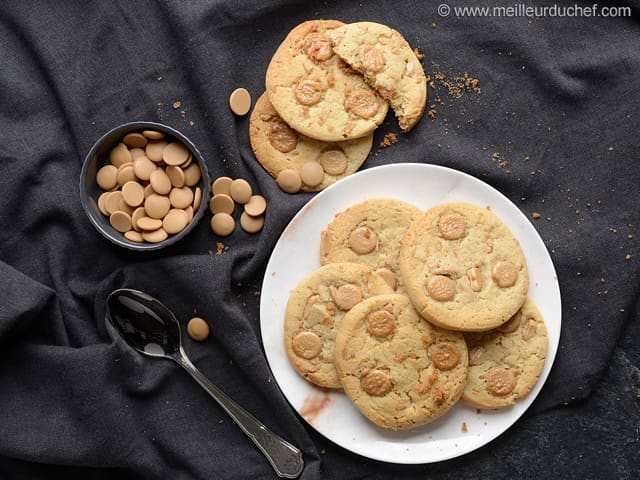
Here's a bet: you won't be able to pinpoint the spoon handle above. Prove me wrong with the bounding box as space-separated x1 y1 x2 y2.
176 351 304 479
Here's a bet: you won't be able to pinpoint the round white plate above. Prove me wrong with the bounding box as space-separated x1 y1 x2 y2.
260 163 561 464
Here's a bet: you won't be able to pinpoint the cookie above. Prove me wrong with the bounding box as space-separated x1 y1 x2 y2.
334 294 468 430
328 21 427 132
249 92 373 192
265 20 389 142
399 202 529 331
284 263 394 388
320 198 422 293
462 298 548 409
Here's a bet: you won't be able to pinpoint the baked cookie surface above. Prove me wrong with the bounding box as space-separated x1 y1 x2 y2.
320 198 422 293
462 298 548 409
399 202 529 331
329 21 427 132
249 92 373 191
334 294 468 430
284 262 393 388
265 20 388 142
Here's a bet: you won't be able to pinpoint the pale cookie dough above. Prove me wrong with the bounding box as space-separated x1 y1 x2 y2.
334 294 468 430
284 263 393 388
399 202 529 331
320 198 422 293
329 21 427 132
249 92 373 191
462 298 548 409
265 20 389 142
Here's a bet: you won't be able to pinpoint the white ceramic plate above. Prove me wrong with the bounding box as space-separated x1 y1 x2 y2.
260 163 561 464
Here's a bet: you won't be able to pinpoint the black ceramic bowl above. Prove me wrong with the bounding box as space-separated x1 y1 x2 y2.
80 121 211 251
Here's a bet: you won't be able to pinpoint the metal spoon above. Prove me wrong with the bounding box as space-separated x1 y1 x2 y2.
106 288 304 479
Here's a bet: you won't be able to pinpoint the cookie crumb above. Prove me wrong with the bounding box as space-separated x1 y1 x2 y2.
173 101 182 109
379 132 398 148
532 212 541 219
462 422 468 432
626 254 631 261
216 242 228 255
413 48 424 61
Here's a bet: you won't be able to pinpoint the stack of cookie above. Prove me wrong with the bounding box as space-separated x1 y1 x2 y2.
250 20 427 193
284 198 548 430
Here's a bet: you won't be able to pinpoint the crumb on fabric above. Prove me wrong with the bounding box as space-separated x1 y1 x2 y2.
173 101 182 109
379 132 398 148
413 47 424 61
216 242 228 255
532 212 541 219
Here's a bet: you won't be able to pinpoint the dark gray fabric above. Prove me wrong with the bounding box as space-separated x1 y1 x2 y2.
1 1 639 478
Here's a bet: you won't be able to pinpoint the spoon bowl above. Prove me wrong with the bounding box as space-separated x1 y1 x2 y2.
106 288 304 479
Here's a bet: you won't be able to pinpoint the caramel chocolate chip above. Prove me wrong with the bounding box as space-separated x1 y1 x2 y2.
300 161 325 187
318 149 348 176
303 33 333 61
166 165 186 188
132 156 157 182
360 368 392 396
244 195 267 217
141 227 168 243
149 169 172 195
329 284 362 311
357 45 386 73
109 211 132 233
345 89 380 119
268 120 298 153
123 132 148 148
124 230 143 243
492 261 518 287
136 216 163 231
292 330 322 359
276 169 302 193
348 225 377 254
209 194 235 215
183 163 202 187
211 176 233 196
438 212 466 240
426 275 456 301
169 186 194 209
162 141 190 166
430 342 461 370
142 130 165 140
229 178 252 204
239 211 264 234
486 367 517 396
96 165 118 191
145 140 168 162
162 209 189 235
366 309 395 338
210 212 235 237
229 87 252 116
116 164 136 187
121 181 145 208
109 142 133 168
144 193 171 219
295 78 323 106
187 317 210 341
